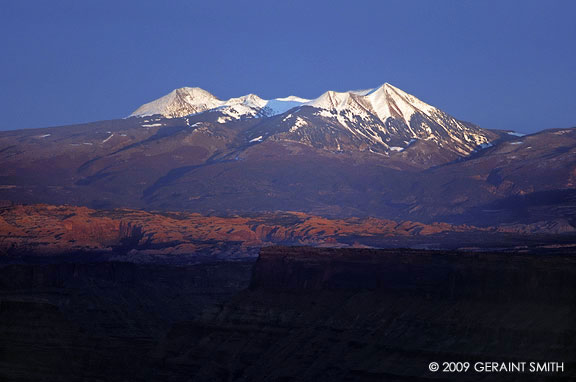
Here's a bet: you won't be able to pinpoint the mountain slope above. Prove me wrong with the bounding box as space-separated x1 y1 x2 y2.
0 83 573 230
0 114 573 230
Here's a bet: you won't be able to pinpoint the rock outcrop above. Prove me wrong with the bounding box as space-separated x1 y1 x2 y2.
0 204 502 261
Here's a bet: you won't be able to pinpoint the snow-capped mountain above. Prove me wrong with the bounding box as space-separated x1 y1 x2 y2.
131 83 498 157
259 83 496 156
3 88 574 229
131 87 310 122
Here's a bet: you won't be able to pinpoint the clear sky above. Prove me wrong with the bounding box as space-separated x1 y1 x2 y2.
1 0 575 133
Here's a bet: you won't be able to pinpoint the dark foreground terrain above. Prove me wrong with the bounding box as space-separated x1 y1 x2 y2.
0 247 575 381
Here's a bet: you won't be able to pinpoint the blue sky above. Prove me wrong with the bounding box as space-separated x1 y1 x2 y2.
1 0 575 132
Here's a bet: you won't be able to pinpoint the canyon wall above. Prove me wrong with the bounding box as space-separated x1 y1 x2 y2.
155 247 576 381
0 247 574 381
0 260 253 382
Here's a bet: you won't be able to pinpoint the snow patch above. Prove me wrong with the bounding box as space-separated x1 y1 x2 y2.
553 130 572 135
315 109 334 118
289 117 308 132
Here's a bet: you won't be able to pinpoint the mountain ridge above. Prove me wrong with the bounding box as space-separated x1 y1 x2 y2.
131 86 311 121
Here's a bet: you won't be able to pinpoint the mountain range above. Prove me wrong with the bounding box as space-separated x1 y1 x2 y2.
130 83 495 157
0 83 574 242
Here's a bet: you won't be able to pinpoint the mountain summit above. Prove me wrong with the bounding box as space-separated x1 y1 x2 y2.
131 87 221 118
131 87 310 121
131 83 438 124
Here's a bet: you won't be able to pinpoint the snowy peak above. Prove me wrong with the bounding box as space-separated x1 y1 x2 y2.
130 88 310 120
307 90 355 110
303 83 437 127
265 83 495 157
131 87 222 118
226 94 267 109
130 83 439 124
367 83 437 124
173 87 218 101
